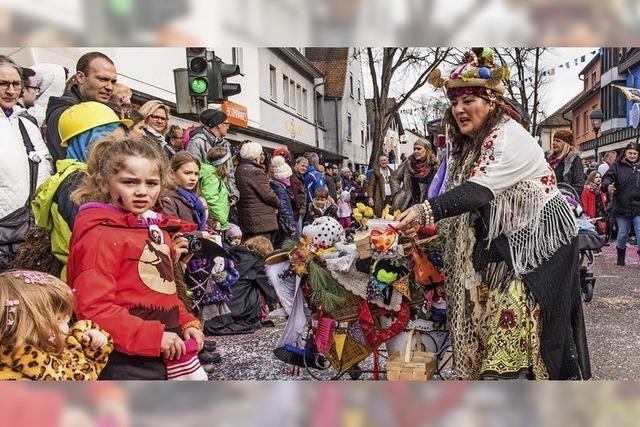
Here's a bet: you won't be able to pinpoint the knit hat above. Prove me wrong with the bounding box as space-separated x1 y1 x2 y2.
240 141 263 161
553 130 574 146
225 223 242 241
273 146 292 163
272 155 293 179
428 48 510 99
199 109 227 128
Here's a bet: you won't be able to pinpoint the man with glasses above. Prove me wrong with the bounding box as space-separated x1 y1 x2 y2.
15 67 39 127
45 51 117 161
187 108 239 205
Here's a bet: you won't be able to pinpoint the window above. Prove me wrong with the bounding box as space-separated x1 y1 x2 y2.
283 75 289 106
575 115 580 135
232 48 244 74
591 71 596 87
296 84 302 116
269 66 277 101
583 111 588 134
360 124 365 147
290 79 296 110
349 73 354 98
357 85 361 102
302 88 308 117
347 113 352 140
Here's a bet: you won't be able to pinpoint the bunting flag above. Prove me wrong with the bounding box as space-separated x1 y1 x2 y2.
612 84 640 102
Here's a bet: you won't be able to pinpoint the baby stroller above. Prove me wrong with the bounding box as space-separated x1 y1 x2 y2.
557 183 604 302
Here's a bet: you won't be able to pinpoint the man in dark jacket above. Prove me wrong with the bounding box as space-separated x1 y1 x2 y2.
366 155 393 217
45 52 117 161
324 162 338 201
186 108 239 204
303 152 326 203
601 142 640 266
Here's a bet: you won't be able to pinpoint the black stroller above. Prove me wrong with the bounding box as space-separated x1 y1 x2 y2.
557 183 604 302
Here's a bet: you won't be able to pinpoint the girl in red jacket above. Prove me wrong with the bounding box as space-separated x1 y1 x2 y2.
67 136 205 380
581 170 608 235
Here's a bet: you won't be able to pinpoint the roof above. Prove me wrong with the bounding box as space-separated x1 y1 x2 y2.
536 91 582 134
304 48 349 98
578 54 600 77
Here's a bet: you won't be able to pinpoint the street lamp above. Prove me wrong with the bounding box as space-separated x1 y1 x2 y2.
590 108 603 160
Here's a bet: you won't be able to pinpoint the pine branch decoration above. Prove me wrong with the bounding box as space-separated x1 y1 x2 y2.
308 261 347 312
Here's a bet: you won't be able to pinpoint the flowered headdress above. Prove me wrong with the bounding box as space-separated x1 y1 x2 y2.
428 47 510 101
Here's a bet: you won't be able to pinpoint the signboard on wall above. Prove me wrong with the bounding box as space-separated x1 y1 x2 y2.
221 100 248 128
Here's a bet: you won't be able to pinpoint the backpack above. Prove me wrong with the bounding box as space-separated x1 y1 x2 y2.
182 125 199 149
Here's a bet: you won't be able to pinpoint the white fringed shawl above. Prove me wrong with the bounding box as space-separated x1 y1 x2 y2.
467 118 578 276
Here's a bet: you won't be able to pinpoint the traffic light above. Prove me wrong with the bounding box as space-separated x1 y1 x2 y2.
209 56 242 103
186 48 210 97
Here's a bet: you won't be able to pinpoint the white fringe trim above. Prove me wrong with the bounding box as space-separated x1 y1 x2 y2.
487 182 578 276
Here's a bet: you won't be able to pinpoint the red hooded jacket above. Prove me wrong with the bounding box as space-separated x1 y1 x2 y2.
67 203 197 357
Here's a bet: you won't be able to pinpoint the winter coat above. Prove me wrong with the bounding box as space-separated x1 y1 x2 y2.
198 163 230 231
551 150 586 196
389 158 436 212
186 127 239 202
29 63 67 127
341 174 352 191
601 158 640 218
67 203 198 379
366 167 392 218
270 180 296 230
325 174 337 201
303 165 326 204
0 320 113 380
0 110 53 219
31 159 87 280
290 170 307 220
580 187 607 219
235 161 280 234
45 85 84 162
162 189 209 236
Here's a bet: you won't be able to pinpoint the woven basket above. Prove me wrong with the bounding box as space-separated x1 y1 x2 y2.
326 332 372 373
326 287 425 323
386 329 435 381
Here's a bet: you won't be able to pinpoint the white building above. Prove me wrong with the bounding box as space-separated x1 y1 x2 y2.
305 48 369 170
1 47 345 160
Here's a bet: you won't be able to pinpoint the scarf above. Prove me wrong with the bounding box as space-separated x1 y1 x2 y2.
408 155 431 182
177 188 207 231
547 144 572 170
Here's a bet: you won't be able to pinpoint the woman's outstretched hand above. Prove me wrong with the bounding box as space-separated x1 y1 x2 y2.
397 206 421 237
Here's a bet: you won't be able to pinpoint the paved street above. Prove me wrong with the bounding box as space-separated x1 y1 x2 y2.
205 243 639 381
583 244 640 380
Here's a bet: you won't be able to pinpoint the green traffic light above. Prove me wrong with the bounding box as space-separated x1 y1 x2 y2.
190 78 208 94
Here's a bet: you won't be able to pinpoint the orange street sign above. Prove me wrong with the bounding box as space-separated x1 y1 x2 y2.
221 100 248 128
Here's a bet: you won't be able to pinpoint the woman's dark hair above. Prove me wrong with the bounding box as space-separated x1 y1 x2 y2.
125 109 144 125
444 103 506 163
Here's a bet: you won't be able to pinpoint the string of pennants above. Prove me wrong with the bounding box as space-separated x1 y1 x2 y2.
398 49 600 114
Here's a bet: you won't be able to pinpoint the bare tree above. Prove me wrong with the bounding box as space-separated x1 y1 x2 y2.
493 47 549 136
366 47 451 168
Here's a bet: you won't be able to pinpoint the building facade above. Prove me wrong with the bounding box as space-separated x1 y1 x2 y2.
305 48 368 170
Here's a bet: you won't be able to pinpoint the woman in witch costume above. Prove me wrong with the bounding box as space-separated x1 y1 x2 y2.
398 48 590 380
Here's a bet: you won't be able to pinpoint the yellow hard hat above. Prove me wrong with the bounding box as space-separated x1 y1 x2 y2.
58 101 134 147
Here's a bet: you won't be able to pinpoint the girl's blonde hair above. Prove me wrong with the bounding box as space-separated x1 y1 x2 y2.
585 170 601 186
138 100 171 135
72 135 169 206
167 151 201 192
207 146 230 179
244 236 274 258
0 271 73 356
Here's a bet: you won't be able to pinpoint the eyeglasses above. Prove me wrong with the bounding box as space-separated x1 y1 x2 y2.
0 80 23 91
149 115 168 122
25 85 40 92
